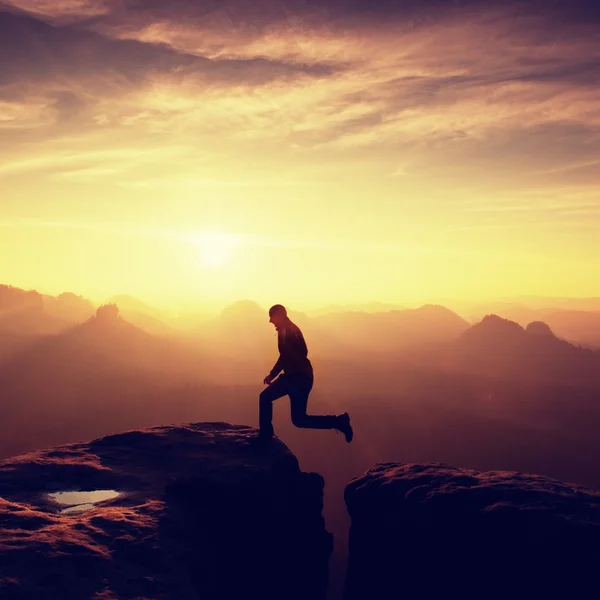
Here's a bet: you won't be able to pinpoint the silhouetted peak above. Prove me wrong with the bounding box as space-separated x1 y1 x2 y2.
95 303 120 326
525 321 555 337
460 314 525 346
478 314 524 333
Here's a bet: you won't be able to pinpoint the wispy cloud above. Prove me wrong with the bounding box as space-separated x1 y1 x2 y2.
0 97 55 128
0 143 195 177
0 0 598 187
3 0 109 21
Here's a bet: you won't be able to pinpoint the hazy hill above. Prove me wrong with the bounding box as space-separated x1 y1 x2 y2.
543 310 600 348
461 298 600 335
442 314 600 388
191 300 275 380
0 284 43 312
0 303 250 456
308 302 405 317
460 302 549 326
0 285 65 336
0 307 68 337
0 305 168 402
42 291 96 323
0 304 218 421
313 305 470 357
460 302 600 348
0 287 82 364
0 286 96 341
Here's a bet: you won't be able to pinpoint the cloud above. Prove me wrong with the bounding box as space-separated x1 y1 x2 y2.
1 0 109 22
0 97 56 128
0 141 194 177
0 0 598 189
81 1 600 161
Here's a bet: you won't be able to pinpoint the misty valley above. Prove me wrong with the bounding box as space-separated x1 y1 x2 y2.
2 284 600 597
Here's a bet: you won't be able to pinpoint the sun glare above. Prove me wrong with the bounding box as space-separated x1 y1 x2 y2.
190 232 240 269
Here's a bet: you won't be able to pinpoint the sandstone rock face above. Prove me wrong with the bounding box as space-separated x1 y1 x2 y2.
344 463 600 599
0 423 332 600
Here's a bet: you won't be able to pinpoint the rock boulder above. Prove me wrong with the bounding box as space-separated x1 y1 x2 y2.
0 423 332 600
344 463 600 599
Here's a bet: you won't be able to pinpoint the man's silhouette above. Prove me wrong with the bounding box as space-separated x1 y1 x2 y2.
253 304 353 444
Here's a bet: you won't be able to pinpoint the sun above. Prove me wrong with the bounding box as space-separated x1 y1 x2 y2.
190 231 239 269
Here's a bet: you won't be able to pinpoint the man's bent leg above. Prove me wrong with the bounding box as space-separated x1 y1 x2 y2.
289 376 338 430
259 376 289 437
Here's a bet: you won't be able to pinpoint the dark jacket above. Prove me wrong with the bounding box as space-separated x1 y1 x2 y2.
269 319 313 379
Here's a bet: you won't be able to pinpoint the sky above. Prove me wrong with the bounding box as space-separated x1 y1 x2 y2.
1 0 599 311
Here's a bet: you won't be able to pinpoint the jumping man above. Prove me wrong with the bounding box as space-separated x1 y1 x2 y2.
254 304 353 444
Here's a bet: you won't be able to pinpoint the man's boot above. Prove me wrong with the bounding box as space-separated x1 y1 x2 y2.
337 413 353 443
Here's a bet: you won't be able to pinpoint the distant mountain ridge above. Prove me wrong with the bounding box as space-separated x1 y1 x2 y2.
443 314 600 388
457 300 600 348
312 304 470 355
5 282 600 348
4 283 600 391
0 284 43 313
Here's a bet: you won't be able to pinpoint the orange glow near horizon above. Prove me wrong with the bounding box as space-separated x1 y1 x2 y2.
1 2 599 311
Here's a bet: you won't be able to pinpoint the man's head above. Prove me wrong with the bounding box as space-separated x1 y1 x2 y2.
268 304 287 329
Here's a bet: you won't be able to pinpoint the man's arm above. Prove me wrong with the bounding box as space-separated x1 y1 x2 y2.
265 332 283 384
269 356 283 379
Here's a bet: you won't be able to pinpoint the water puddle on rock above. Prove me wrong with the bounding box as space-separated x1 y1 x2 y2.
48 490 120 514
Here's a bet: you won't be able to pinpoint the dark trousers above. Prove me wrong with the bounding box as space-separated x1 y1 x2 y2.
259 373 338 437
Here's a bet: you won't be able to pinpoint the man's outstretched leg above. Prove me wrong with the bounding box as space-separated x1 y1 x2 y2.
288 375 354 443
